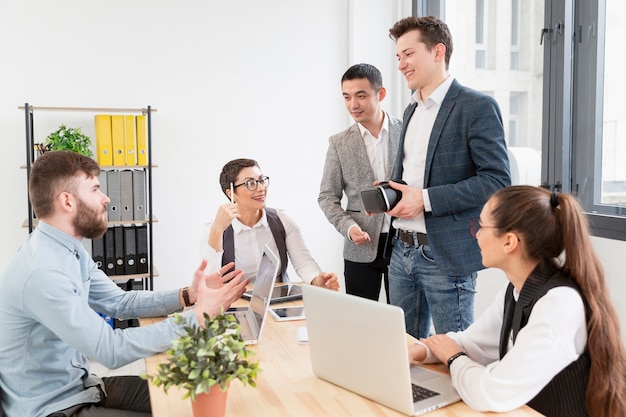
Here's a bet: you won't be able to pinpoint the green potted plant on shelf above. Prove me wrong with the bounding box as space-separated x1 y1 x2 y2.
43 124 94 157
142 312 260 417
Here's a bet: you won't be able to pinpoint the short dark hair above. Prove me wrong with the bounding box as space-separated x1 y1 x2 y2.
219 158 260 198
389 16 453 69
29 150 101 219
341 63 383 92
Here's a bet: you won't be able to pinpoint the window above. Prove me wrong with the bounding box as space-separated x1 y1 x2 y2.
475 0 487 69
510 0 520 70
417 0 626 239
441 0 543 187
509 93 520 146
571 0 626 239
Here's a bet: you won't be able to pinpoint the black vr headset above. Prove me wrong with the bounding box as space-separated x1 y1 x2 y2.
359 180 406 213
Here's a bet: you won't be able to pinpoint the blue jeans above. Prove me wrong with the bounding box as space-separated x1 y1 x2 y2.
389 237 477 339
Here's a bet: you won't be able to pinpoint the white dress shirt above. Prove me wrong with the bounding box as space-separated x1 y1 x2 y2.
199 208 322 284
358 112 391 233
394 76 454 234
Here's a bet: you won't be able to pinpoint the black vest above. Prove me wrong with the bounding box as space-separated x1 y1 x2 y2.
499 262 590 417
222 207 287 282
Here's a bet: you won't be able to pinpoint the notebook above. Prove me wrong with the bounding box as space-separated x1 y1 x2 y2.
226 245 279 345
302 285 461 415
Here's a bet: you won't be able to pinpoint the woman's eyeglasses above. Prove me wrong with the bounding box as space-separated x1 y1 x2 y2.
233 176 270 191
468 218 499 238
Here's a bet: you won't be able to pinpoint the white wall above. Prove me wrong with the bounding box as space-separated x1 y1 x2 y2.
1 1 625 343
0 0 410 291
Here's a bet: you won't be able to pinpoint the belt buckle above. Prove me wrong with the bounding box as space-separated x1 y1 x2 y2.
398 229 414 245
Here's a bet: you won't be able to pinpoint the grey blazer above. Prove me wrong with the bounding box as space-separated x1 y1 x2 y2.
393 79 511 276
318 113 402 263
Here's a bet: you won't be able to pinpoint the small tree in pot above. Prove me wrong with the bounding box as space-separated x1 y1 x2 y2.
143 312 260 417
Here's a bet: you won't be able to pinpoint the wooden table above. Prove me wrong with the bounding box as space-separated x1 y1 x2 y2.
142 301 543 417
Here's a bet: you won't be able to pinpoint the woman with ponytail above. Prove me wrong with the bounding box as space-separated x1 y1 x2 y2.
407 185 626 417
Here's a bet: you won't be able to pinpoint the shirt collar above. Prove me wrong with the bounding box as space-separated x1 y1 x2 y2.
231 209 269 233
357 111 389 139
36 221 86 259
410 75 455 107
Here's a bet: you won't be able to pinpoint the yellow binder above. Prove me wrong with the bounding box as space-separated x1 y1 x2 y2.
124 115 137 165
111 115 126 166
135 115 148 166
94 115 113 166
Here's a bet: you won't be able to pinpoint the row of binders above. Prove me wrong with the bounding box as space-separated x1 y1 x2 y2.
95 114 148 166
92 225 149 276
99 169 147 222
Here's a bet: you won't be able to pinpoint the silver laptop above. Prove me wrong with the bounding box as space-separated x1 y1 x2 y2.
226 245 278 345
303 285 461 415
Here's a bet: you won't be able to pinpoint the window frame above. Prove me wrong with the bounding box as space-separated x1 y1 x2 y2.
416 0 626 241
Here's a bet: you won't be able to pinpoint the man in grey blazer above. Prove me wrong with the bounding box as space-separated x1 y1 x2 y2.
386 16 511 339
318 64 401 301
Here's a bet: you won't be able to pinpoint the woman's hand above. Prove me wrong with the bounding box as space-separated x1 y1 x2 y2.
421 334 464 365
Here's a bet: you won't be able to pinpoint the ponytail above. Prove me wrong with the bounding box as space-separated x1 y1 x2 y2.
490 186 626 417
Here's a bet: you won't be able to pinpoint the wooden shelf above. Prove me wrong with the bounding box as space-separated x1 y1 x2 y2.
22 216 159 229
18 105 157 114
109 267 159 282
20 164 158 169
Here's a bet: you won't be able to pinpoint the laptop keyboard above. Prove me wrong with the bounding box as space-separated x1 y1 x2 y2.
411 384 440 402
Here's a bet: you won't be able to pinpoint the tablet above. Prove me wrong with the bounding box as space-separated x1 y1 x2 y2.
269 306 306 321
242 282 303 304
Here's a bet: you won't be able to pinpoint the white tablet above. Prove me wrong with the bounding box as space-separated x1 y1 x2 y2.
268 306 306 321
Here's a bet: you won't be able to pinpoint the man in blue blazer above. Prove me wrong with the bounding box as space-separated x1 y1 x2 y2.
386 16 511 339
318 64 401 301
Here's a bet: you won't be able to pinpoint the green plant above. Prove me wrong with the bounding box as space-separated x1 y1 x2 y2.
142 312 260 400
44 124 93 157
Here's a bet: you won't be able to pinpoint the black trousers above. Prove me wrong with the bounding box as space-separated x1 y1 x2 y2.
344 233 390 302
49 376 151 417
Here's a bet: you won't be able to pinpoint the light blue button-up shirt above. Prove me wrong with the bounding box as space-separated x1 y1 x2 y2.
0 222 198 417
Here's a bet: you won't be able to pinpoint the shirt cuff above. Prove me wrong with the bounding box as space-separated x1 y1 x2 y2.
422 189 432 212
347 224 359 241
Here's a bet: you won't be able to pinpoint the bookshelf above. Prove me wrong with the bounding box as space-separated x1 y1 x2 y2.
18 104 158 290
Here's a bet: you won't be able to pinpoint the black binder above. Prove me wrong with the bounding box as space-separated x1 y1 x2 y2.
114 226 125 275
136 225 149 274
104 228 116 276
124 226 138 275
91 235 105 272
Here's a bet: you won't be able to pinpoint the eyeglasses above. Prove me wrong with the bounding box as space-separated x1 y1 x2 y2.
233 176 270 191
468 218 499 238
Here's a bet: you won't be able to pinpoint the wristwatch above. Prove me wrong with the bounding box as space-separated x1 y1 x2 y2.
182 287 193 307
446 351 467 368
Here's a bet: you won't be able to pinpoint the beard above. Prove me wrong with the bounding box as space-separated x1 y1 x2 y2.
73 197 108 239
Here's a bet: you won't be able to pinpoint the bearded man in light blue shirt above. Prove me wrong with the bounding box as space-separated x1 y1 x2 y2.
0 151 248 417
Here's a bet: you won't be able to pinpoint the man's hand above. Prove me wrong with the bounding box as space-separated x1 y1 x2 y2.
187 261 238 303
192 262 249 325
386 180 425 219
311 272 340 291
349 226 371 245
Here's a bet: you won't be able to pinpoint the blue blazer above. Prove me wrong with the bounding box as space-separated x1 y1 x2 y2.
393 79 511 276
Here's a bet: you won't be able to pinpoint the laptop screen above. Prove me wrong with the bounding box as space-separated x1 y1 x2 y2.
249 248 278 329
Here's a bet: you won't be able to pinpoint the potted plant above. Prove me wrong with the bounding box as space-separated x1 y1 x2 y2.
43 124 94 157
143 312 260 417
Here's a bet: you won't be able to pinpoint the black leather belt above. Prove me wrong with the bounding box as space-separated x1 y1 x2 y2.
396 229 428 246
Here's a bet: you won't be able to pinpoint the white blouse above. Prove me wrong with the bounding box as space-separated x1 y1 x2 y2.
420 282 587 412
199 208 322 284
